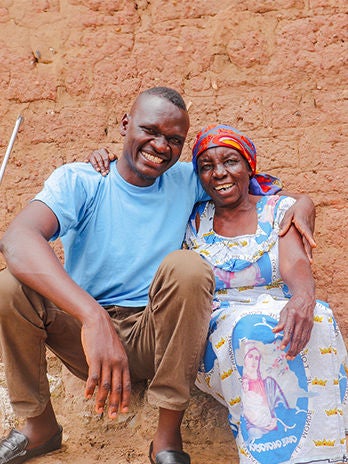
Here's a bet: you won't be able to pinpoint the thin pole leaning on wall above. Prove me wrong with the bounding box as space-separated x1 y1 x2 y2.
0 115 24 186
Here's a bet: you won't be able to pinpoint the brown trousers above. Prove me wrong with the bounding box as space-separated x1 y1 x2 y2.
0 250 214 418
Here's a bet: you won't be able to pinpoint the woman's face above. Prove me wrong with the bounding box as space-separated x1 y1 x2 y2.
197 146 252 208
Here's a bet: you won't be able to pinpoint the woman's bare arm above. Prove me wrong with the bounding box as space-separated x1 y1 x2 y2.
273 223 316 360
278 192 316 262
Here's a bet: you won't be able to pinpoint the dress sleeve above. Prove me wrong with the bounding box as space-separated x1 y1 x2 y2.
273 196 296 230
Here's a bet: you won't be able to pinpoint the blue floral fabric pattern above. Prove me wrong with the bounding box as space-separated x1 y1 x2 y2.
184 195 348 464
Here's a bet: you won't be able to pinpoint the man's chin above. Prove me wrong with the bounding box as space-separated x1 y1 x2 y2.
139 163 167 179
132 165 165 185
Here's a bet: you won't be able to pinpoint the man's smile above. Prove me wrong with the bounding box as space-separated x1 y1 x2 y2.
141 151 164 164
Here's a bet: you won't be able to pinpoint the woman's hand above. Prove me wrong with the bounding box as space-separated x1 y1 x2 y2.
277 222 316 360
273 293 316 360
85 148 117 176
278 194 316 262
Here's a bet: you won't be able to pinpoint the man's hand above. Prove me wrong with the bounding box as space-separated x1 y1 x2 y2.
273 292 315 360
85 148 116 176
82 310 131 419
279 194 316 262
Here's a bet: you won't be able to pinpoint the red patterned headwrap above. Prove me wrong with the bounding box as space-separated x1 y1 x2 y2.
192 124 282 195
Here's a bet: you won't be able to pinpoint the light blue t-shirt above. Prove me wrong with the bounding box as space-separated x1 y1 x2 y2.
34 161 206 307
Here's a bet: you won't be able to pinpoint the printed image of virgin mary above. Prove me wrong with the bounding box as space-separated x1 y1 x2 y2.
241 343 290 440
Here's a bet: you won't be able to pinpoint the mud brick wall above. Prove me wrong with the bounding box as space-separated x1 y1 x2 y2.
0 0 347 336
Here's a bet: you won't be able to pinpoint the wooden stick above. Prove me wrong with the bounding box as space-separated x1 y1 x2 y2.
0 115 23 186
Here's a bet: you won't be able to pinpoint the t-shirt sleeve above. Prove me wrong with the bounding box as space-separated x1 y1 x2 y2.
191 166 210 202
173 161 210 202
33 164 92 240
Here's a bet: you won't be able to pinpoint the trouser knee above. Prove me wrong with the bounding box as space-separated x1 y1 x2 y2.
0 268 46 323
0 268 22 319
160 249 215 294
150 250 215 325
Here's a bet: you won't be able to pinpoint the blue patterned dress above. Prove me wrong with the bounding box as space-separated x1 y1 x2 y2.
184 195 348 464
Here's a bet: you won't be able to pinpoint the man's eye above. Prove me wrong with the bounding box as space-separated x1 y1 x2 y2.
169 137 182 146
142 127 156 135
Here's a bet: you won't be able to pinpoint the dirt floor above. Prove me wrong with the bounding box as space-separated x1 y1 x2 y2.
0 357 239 463
1 356 347 463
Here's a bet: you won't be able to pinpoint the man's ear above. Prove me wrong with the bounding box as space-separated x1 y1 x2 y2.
119 113 130 136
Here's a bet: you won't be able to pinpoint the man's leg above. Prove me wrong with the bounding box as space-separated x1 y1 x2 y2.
149 250 214 457
117 250 215 457
0 268 87 450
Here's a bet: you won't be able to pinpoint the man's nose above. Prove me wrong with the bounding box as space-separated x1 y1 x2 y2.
151 135 169 153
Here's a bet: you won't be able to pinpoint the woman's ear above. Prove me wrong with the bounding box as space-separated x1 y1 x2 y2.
248 165 253 178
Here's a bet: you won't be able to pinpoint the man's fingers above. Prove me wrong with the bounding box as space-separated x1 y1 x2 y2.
85 371 100 400
107 370 123 419
85 366 131 419
95 374 112 415
120 368 132 413
106 366 131 418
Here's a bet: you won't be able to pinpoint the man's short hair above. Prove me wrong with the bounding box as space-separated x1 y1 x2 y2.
141 86 187 111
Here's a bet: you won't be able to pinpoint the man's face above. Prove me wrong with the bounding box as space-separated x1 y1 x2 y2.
117 93 190 186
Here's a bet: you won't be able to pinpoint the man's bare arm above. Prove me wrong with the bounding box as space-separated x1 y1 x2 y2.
0 201 131 418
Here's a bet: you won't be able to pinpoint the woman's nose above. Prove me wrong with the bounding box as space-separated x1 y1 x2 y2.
213 163 227 177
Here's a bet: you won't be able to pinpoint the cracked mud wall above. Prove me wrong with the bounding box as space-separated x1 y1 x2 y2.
1 0 346 334
0 2 346 462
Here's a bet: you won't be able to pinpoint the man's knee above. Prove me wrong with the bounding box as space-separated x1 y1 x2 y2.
0 268 44 323
160 250 214 291
0 268 22 317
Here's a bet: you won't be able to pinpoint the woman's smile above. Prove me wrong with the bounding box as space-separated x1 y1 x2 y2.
214 182 235 192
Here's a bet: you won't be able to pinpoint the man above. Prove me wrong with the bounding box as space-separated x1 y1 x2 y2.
0 86 315 464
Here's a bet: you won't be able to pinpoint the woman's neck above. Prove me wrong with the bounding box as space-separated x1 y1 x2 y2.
213 195 261 238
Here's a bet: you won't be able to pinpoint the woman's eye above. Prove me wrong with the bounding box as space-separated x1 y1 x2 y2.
225 159 238 166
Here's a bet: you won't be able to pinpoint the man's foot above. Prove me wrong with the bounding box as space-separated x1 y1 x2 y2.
150 407 188 463
148 441 190 464
0 425 62 464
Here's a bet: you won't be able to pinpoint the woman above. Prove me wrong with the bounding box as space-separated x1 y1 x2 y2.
184 124 348 464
